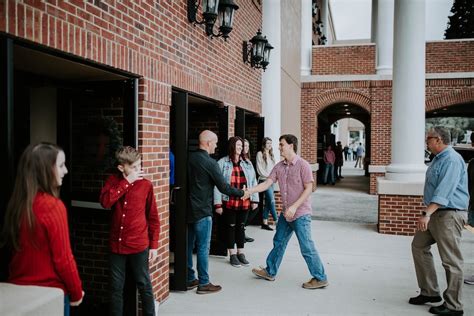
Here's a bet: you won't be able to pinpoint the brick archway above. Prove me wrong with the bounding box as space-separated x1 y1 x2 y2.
301 88 371 164
426 87 474 112
313 89 372 115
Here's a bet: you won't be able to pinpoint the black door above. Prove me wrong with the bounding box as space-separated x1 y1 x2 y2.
169 90 188 291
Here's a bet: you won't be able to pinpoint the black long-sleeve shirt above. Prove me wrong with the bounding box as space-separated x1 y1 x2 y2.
187 149 244 223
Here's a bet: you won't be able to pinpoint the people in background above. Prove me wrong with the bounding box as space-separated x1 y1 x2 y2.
187 130 249 294
334 141 344 179
343 145 349 161
248 135 328 290
1 143 84 316
256 137 278 231
354 143 365 168
323 145 336 185
214 137 259 268
242 139 260 241
100 146 160 316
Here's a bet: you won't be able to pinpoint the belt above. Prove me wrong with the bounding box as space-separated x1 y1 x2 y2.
437 208 466 212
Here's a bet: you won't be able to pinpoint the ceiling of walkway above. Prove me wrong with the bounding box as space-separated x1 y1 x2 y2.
426 102 474 118
318 103 369 126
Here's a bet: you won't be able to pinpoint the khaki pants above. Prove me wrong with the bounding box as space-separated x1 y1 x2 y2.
411 211 467 311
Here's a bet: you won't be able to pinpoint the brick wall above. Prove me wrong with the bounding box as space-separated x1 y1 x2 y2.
311 40 474 76
426 40 474 73
378 194 424 236
1 0 264 303
311 44 376 75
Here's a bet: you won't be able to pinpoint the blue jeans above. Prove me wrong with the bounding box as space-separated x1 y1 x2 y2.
187 216 212 286
109 249 155 316
64 295 70 316
265 214 327 281
323 163 335 184
262 184 278 221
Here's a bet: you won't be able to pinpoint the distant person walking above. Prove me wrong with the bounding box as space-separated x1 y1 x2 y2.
2 143 84 316
409 127 468 316
354 143 365 168
248 135 328 290
343 145 349 161
334 141 344 179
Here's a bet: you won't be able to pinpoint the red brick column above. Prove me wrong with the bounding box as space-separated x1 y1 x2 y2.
378 194 424 236
138 80 171 302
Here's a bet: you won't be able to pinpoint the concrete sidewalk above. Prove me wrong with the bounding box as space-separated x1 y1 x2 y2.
159 221 474 315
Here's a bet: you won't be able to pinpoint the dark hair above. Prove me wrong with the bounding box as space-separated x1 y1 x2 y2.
279 134 298 153
228 136 244 162
261 137 275 165
1 143 63 251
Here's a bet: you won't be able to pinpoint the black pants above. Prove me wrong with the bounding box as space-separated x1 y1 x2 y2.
223 209 247 249
109 249 155 316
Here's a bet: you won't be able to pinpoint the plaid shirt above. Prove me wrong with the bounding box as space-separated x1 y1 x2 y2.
225 161 251 211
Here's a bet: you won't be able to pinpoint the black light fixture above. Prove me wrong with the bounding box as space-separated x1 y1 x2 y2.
242 30 274 71
187 0 239 40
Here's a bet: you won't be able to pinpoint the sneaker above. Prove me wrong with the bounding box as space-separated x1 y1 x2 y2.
245 235 254 242
261 224 274 231
230 254 241 268
237 253 249 266
302 278 329 289
464 275 474 285
408 294 442 305
187 279 199 290
252 267 275 281
196 283 222 294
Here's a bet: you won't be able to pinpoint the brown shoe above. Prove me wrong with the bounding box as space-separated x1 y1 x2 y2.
252 267 275 281
196 283 222 294
187 279 199 290
302 278 328 289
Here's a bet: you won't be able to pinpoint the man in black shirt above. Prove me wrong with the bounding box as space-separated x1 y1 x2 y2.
187 130 249 294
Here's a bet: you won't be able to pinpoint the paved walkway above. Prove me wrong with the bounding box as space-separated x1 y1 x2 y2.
159 166 474 315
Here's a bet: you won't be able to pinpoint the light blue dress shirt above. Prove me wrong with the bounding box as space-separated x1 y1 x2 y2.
423 146 469 210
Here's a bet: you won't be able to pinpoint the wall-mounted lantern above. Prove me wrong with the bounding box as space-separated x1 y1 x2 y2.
187 0 239 40
242 30 274 71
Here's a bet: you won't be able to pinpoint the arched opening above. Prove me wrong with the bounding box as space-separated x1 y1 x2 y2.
314 102 377 224
426 101 474 162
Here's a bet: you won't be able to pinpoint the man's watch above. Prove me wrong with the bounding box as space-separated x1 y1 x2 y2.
422 211 431 217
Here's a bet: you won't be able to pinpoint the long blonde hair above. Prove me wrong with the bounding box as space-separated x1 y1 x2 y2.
1 143 62 250
261 137 275 165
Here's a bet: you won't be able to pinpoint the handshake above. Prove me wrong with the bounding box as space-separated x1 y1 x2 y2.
241 185 254 200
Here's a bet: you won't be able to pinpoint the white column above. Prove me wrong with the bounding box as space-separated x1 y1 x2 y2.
300 0 312 76
320 0 329 44
262 0 281 160
385 0 426 182
375 0 394 74
371 0 378 43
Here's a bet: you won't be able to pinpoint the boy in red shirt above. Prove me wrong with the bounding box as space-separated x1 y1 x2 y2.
100 146 160 316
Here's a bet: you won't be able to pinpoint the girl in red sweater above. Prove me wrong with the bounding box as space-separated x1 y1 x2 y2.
1 143 84 315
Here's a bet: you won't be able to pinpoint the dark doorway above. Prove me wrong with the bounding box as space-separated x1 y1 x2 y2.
0 37 138 315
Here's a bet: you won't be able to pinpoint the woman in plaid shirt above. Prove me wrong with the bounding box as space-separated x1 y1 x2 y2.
214 137 259 267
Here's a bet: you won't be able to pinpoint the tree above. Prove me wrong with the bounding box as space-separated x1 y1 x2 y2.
444 0 474 39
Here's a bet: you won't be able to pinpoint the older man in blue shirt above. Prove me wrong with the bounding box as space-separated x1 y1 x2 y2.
409 127 468 316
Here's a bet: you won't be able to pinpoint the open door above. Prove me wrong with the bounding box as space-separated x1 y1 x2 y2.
169 90 188 291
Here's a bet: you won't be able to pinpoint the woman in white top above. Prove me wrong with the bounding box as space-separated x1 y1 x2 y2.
256 137 278 230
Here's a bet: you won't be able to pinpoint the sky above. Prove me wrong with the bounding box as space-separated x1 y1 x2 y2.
330 0 454 41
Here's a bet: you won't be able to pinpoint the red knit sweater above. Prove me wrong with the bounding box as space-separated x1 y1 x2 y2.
8 192 83 301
